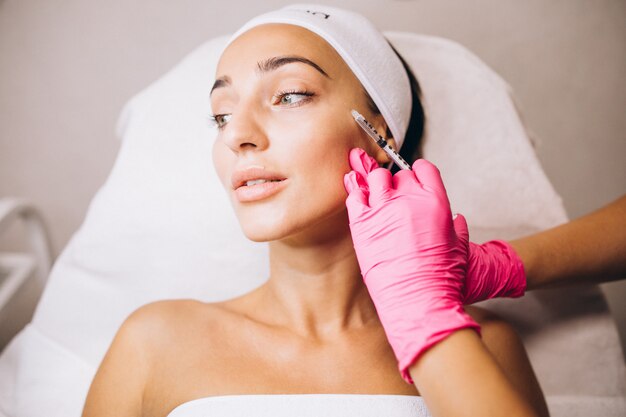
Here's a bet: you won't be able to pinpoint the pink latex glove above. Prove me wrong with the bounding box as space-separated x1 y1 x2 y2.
463 241 526 304
343 148 480 384
346 150 527 305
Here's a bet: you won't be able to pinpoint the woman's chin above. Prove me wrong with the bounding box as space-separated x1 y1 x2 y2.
239 211 351 245
235 193 350 243
239 220 293 242
239 215 325 243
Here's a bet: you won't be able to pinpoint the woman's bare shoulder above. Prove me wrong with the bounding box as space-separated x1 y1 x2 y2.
464 305 532 364
465 305 549 417
90 299 224 386
125 299 231 341
128 299 208 322
83 300 234 417
464 305 530 368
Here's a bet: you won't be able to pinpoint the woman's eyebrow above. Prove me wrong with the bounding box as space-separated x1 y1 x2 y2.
257 55 330 78
210 55 330 96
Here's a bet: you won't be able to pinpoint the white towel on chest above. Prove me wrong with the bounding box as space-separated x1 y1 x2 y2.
166 394 431 417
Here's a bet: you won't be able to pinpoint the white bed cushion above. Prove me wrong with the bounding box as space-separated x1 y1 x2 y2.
0 32 623 417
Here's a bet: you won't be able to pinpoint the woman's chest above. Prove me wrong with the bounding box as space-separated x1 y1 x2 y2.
143 325 418 417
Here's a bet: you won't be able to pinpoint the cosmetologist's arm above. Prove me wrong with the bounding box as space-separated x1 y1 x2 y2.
511 194 626 290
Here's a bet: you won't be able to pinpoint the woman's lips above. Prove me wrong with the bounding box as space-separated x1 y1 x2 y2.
234 178 288 202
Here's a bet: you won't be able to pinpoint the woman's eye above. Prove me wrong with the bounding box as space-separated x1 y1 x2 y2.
208 113 231 130
208 90 314 131
274 90 315 106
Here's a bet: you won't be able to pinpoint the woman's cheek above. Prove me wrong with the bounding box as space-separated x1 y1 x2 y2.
212 140 233 188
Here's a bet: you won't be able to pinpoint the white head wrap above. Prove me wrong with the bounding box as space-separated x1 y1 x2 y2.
223 3 412 148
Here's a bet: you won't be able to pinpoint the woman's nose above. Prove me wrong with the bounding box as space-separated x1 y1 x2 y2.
220 105 269 153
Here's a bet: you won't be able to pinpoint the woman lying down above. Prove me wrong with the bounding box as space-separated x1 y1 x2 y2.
82 4 549 417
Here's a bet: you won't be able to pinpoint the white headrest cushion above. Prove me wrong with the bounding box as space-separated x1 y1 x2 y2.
33 33 567 370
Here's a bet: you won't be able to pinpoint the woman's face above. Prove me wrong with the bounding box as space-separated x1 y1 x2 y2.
211 23 389 242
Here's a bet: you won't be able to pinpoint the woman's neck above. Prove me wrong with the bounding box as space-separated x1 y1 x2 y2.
256 212 380 340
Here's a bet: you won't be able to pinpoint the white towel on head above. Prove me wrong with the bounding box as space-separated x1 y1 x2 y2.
223 3 412 149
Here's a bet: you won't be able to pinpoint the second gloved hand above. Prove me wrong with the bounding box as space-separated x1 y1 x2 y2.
463 240 526 304
344 148 480 384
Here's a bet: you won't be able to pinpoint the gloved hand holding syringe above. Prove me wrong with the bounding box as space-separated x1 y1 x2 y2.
346 109 527 383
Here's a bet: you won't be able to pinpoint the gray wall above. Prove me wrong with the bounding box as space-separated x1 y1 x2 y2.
1 0 625 342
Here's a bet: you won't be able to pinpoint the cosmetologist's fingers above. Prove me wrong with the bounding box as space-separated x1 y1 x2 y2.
349 148 379 178
344 171 368 203
367 168 393 207
392 169 420 193
344 172 370 219
453 213 469 247
412 159 447 197
343 170 357 194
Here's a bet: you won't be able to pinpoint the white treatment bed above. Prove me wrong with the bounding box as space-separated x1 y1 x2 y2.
0 32 624 416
